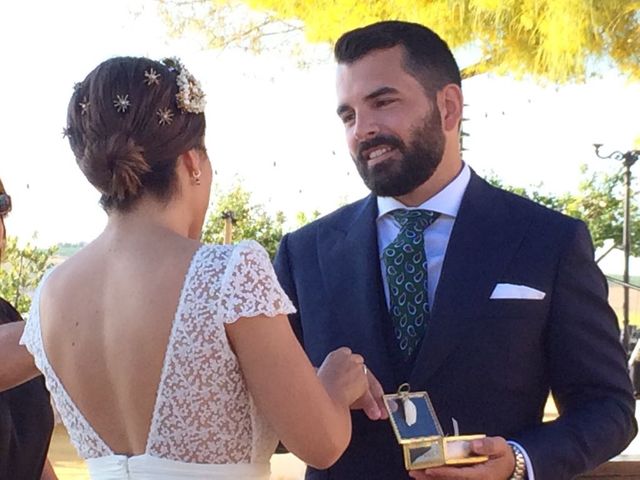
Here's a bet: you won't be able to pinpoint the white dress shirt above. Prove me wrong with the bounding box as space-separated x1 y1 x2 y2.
376 163 470 308
375 162 534 479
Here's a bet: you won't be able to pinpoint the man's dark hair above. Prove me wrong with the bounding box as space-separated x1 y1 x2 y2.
334 21 461 95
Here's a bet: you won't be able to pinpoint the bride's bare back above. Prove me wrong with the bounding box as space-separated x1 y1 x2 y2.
40 230 201 455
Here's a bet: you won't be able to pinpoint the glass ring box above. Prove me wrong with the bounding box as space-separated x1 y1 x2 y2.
383 384 489 470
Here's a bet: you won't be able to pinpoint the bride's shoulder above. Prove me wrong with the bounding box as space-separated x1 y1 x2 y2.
229 239 270 260
198 240 270 265
191 241 273 288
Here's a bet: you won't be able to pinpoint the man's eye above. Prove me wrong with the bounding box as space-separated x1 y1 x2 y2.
375 98 396 107
341 113 355 124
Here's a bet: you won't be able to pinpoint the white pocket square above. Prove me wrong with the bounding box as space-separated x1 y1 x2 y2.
490 283 546 300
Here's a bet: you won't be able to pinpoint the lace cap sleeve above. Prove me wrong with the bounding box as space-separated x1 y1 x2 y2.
19 268 55 357
217 240 296 324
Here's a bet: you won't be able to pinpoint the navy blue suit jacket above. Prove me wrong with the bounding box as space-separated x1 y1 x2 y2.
274 172 637 480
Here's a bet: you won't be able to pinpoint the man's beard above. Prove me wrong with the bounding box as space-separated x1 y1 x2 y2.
353 109 444 197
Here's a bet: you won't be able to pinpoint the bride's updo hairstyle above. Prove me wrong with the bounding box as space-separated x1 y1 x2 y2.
65 56 207 212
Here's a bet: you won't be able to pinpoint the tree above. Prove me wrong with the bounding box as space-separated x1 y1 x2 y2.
565 166 640 256
157 0 308 55
295 209 321 228
0 237 58 315
486 164 640 256
157 0 640 82
202 183 286 258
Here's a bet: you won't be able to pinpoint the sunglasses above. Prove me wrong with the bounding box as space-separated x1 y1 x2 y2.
0 193 11 216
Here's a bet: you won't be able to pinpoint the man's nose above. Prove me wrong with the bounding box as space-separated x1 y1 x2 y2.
354 116 380 142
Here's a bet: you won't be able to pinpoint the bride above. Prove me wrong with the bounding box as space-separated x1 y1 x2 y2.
0 56 385 479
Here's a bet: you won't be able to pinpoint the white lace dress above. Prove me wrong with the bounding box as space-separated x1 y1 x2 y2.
20 240 296 480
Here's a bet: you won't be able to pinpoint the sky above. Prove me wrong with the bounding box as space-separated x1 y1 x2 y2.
1 0 639 274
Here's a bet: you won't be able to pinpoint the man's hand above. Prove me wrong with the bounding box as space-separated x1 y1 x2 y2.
408 437 515 480
349 368 389 421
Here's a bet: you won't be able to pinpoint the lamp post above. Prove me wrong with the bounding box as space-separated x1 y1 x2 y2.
221 210 237 245
593 144 639 355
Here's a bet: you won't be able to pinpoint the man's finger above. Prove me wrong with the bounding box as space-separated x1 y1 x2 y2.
408 471 429 479
470 437 507 456
409 466 474 479
359 391 382 420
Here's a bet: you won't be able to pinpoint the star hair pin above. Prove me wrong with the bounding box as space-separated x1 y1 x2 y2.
113 94 131 113
156 108 174 126
79 97 90 115
144 68 161 86
62 127 72 138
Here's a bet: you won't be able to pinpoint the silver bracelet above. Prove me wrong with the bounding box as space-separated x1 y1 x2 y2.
509 443 526 480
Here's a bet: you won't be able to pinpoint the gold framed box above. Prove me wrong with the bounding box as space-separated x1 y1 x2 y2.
382 385 489 470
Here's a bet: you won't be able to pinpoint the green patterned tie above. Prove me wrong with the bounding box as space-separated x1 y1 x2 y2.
383 209 440 361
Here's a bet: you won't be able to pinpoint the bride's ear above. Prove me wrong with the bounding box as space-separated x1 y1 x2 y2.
177 149 209 186
178 149 206 177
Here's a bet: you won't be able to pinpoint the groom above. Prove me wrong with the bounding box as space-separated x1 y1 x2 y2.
274 21 637 480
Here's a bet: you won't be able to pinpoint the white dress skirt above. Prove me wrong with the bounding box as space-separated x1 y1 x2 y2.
86 454 270 480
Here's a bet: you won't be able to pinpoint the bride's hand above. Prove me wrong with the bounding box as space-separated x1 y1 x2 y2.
317 347 369 409
350 368 388 421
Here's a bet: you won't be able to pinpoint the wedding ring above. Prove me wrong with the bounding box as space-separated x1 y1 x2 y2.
363 364 368 376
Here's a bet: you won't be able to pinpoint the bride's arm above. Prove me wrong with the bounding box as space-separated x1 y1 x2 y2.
226 314 368 469
0 322 39 391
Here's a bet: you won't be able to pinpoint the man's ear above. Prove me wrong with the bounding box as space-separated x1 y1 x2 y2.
438 84 463 133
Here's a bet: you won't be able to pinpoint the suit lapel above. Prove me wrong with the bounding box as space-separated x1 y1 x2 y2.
410 172 533 386
317 196 398 390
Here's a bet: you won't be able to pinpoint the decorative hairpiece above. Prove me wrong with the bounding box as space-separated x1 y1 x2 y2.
113 94 131 113
162 57 206 114
144 68 161 86
69 58 204 133
156 108 174 126
79 97 90 115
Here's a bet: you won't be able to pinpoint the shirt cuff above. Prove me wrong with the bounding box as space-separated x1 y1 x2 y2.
507 441 534 480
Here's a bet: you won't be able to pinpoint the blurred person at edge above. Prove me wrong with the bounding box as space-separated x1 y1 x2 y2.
0 178 57 480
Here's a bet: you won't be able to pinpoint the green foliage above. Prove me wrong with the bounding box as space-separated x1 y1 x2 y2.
56 242 87 258
202 183 287 258
202 183 323 257
486 165 640 256
0 237 58 315
295 209 321 228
